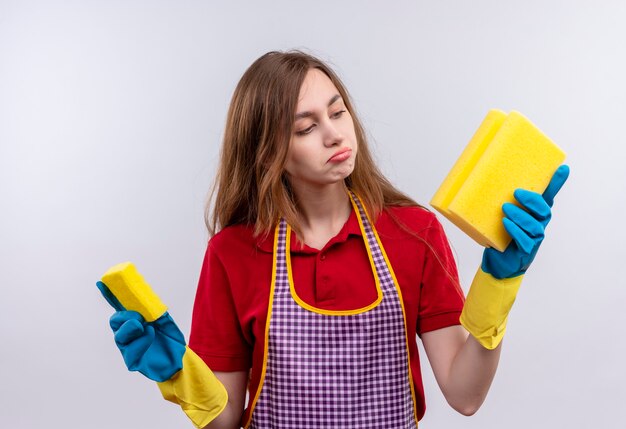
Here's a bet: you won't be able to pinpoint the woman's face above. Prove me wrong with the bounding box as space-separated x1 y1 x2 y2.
283 68 358 191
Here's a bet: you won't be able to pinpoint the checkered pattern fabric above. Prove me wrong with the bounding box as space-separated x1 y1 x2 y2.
248 193 417 428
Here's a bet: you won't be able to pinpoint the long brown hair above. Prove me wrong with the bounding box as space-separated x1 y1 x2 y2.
206 50 419 238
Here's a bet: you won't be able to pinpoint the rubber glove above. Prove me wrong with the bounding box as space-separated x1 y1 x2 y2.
97 281 185 382
460 165 570 349
109 310 186 382
97 278 228 428
482 164 570 279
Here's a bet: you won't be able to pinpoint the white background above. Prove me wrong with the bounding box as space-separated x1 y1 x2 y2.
1 1 625 427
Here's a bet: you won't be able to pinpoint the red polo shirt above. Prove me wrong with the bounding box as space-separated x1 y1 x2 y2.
189 205 465 421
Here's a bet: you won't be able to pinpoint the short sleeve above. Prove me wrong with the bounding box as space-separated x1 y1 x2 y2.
415 215 465 335
188 240 252 371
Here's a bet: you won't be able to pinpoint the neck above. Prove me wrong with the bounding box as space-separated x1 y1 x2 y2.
290 181 352 249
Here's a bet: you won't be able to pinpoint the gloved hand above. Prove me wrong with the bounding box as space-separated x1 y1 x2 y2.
96 267 228 428
460 164 570 349
482 164 570 279
97 281 185 382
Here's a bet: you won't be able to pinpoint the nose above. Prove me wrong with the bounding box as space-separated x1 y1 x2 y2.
322 119 344 147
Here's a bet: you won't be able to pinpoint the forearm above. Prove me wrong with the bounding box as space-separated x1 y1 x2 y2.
444 332 502 415
422 324 502 416
439 267 515 415
204 402 241 429
202 371 247 429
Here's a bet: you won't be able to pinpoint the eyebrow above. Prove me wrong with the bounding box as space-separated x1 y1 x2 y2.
294 94 342 120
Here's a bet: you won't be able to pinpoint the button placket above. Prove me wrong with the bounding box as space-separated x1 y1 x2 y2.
316 251 334 303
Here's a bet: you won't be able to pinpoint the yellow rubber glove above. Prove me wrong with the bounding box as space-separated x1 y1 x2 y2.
459 268 523 349
461 166 569 349
98 262 228 428
158 347 228 429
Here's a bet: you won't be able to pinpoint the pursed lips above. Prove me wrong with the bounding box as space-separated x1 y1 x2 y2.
327 148 352 163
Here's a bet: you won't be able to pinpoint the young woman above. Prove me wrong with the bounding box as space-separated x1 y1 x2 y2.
102 50 569 428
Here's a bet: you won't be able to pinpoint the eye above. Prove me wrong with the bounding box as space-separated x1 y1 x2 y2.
331 110 347 119
296 124 316 136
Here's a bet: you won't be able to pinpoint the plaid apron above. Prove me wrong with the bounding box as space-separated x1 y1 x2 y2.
247 192 418 428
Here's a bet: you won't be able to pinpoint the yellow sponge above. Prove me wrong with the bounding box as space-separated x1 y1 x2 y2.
101 262 167 322
430 109 566 251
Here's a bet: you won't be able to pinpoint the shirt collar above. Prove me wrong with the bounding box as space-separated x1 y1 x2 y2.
256 208 363 254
